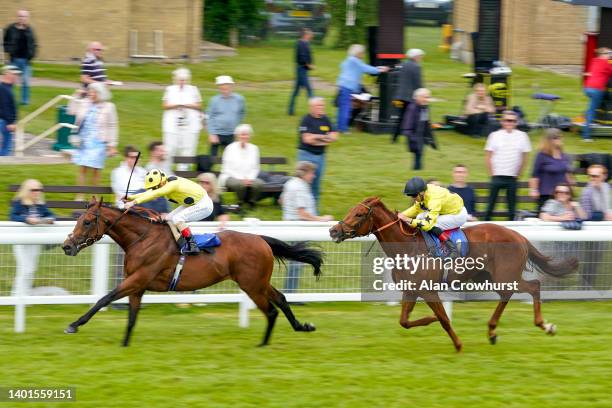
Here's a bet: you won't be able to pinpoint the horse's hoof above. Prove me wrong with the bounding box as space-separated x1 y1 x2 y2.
455 342 463 352
544 323 557 335
257 342 268 348
302 322 316 332
64 325 77 334
489 334 497 345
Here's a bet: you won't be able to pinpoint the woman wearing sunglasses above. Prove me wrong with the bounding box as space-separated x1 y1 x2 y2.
539 182 586 222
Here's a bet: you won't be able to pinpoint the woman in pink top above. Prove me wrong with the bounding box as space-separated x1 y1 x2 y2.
583 47 612 141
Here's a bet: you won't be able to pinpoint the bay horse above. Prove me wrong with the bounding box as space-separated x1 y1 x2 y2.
62 197 322 347
329 197 578 351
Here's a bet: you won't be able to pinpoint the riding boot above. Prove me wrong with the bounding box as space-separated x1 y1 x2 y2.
430 226 458 258
180 227 200 255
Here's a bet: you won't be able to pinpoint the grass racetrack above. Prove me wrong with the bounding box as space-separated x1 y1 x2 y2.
1 301 611 407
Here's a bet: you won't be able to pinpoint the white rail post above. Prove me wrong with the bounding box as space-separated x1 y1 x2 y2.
92 244 110 304
239 290 253 328
443 301 453 321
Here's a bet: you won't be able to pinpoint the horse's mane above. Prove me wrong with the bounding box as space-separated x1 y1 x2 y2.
363 196 397 219
96 203 166 224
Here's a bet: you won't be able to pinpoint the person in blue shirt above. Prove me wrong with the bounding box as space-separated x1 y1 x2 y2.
336 44 388 133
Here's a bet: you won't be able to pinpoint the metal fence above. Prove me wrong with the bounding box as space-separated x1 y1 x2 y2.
1 220 611 332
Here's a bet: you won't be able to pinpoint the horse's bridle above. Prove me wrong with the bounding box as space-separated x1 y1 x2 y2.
337 202 418 241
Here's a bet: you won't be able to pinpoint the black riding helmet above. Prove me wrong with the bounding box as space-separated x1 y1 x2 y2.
403 177 427 197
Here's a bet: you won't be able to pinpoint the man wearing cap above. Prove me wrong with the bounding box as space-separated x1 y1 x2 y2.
0 65 21 156
392 49 425 143
207 75 246 157
3 10 36 105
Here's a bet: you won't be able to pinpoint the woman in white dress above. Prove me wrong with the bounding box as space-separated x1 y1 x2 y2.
162 68 203 171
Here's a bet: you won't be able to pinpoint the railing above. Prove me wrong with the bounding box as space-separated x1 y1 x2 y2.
0 220 611 333
14 94 77 157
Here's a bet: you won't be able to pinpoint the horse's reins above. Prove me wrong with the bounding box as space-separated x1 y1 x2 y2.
338 202 417 240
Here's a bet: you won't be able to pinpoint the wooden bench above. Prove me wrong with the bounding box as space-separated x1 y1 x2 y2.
468 181 590 219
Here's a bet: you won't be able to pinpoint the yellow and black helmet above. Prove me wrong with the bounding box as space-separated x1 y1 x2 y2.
144 168 167 190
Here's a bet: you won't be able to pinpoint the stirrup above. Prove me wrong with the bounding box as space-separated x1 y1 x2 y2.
181 242 201 255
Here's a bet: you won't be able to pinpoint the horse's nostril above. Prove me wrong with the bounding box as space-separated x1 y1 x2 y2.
62 245 71 252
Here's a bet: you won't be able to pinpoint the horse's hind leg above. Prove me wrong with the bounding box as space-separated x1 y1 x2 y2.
399 292 437 329
488 291 512 345
269 286 315 332
519 279 556 335
246 289 279 347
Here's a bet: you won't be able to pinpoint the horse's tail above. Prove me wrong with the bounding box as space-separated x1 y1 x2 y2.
260 235 323 278
527 241 578 277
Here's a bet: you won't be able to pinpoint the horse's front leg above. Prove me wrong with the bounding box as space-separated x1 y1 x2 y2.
399 292 438 329
64 272 148 334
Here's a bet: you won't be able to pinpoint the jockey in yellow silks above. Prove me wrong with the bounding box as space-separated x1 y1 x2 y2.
398 177 468 257
123 169 214 254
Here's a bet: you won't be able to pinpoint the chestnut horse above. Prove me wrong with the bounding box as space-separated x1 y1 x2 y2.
62 197 322 347
329 197 578 351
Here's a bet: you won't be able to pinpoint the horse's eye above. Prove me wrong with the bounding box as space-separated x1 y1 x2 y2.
84 220 91 226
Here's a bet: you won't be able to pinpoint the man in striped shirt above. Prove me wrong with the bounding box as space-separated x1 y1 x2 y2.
80 41 107 86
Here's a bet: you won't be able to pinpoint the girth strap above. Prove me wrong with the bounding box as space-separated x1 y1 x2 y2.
168 254 186 291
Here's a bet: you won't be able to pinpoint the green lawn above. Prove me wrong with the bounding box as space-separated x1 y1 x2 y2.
0 301 610 407
2 26 611 219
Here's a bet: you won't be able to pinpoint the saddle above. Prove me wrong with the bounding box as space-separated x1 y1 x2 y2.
421 228 469 258
170 233 222 291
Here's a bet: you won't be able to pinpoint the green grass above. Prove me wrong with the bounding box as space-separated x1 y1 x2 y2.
2 26 611 219
0 301 610 407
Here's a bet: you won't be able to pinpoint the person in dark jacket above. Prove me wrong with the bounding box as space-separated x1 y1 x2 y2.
401 88 436 170
3 10 37 105
448 164 478 221
392 49 425 143
0 65 20 156
288 28 314 116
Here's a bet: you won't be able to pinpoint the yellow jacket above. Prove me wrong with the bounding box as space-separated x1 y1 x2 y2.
129 177 207 206
401 184 464 231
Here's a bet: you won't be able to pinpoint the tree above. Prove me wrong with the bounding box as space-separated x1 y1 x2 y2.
204 0 266 45
325 0 378 49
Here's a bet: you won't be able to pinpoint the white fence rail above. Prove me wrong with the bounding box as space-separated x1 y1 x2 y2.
1 220 611 333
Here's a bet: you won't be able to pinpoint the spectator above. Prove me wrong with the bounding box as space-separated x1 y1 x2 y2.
297 97 338 207
484 110 531 221
197 172 230 229
539 183 586 221
9 179 54 297
111 145 146 206
0 65 20 156
336 44 388 133
464 83 495 138
583 47 612 141
288 27 314 116
80 41 111 87
68 82 118 197
580 164 611 221
448 164 478 221
392 48 425 143
281 161 333 293
401 88 437 171
3 10 36 105
219 124 264 208
145 141 172 176
162 68 202 171
529 128 573 212
207 75 245 157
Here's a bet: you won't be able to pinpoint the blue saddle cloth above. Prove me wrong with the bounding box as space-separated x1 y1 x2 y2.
421 228 469 257
192 233 221 249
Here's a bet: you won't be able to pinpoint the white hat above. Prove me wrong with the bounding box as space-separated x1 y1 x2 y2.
406 49 425 59
215 75 235 85
1 65 21 75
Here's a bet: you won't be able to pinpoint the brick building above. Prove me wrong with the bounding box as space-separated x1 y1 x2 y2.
454 0 591 65
0 0 202 63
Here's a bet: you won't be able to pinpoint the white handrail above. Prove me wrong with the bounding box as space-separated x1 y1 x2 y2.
14 94 75 157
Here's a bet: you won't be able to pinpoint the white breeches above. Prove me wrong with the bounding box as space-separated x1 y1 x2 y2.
416 207 468 230
163 129 200 171
167 196 214 225
12 244 41 296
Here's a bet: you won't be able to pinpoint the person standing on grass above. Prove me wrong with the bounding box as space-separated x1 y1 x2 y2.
528 128 573 213
484 110 531 221
207 75 245 157
3 10 36 106
0 65 20 156
336 44 388 133
68 82 118 198
281 161 333 293
583 47 612 141
392 48 425 143
401 88 437 171
297 97 338 208
162 67 202 171
80 41 113 87
288 27 314 116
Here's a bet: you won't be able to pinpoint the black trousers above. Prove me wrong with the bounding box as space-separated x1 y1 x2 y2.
209 134 234 157
466 112 490 137
392 100 410 142
485 176 518 221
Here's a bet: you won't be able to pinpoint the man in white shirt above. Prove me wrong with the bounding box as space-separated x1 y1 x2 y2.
110 145 146 207
484 110 531 220
219 124 264 208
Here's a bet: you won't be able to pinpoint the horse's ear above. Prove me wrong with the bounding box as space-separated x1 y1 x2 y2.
99 196 104 206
